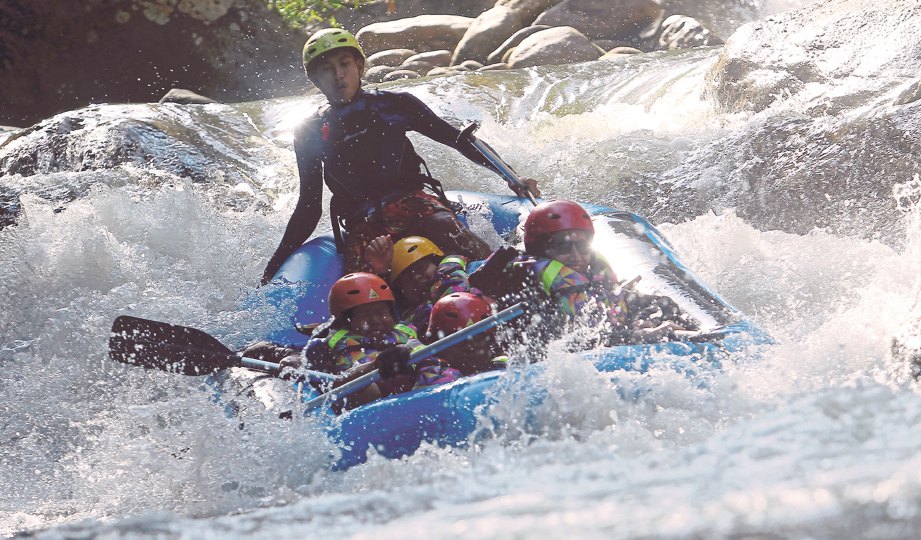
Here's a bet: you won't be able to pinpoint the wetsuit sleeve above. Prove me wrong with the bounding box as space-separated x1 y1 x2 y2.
262 120 324 284
398 92 504 176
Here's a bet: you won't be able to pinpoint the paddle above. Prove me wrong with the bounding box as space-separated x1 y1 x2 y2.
108 315 334 383
304 301 527 411
458 122 539 206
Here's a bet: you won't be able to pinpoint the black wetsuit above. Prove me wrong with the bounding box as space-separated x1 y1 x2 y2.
265 89 499 279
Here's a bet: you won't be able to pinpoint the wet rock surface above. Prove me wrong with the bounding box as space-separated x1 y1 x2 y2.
707 0 921 113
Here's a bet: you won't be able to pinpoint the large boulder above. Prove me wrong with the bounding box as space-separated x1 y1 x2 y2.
657 0 758 40
506 26 604 69
405 50 452 67
366 49 419 69
496 0 565 24
487 25 553 65
656 15 723 50
0 0 306 127
707 0 921 113
533 0 664 41
331 0 494 32
451 6 527 65
356 15 474 56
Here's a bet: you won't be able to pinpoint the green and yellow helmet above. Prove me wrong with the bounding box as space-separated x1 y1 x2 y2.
302 28 365 71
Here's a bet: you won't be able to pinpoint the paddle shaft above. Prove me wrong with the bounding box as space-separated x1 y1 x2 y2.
239 357 335 383
459 122 539 206
304 302 527 411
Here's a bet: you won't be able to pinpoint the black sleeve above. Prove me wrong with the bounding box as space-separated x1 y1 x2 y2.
398 92 504 176
262 120 324 283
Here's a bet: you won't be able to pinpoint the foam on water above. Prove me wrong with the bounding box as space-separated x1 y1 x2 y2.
3 173 921 538
5 1 921 534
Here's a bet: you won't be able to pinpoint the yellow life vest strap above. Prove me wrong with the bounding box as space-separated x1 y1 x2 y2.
540 260 565 295
441 255 467 269
394 323 417 339
327 328 351 350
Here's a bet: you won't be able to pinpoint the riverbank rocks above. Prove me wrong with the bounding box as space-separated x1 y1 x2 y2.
330 0 494 32
486 25 552 65
533 0 664 40
355 15 474 55
406 50 452 67
496 0 564 24
600 47 644 59
366 49 418 69
656 15 722 50
158 88 217 104
707 0 921 113
451 6 526 65
383 70 421 81
506 26 604 69
365 65 400 83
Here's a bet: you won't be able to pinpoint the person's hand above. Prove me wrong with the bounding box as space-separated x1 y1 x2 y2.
278 354 303 370
365 235 394 275
634 321 688 343
277 353 305 379
512 177 541 198
376 344 414 379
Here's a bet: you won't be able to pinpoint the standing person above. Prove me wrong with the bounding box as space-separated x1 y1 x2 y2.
261 28 540 284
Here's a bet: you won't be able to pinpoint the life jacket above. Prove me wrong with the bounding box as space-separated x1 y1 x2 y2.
303 322 418 374
315 91 454 249
413 354 509 389
399 254 478 333
507 254 629 328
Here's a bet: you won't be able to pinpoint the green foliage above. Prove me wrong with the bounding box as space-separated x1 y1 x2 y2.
268 0 373 28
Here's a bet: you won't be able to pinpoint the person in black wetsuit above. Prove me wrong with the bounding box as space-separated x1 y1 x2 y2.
261 28 541 284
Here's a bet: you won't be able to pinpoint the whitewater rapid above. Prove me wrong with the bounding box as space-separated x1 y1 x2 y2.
3 184 920 538
6 0 921 536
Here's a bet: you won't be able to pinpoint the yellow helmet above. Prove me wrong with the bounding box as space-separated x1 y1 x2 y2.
302 28 365 71
391 237 444 280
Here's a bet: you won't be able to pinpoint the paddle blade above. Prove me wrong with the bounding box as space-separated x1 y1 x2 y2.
109 315 237 376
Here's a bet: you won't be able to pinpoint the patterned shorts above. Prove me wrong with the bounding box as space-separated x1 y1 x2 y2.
343 190 456 273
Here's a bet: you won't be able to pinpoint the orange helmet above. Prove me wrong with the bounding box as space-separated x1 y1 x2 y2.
427 292 495 340
328 272 394 319
523 200 594 253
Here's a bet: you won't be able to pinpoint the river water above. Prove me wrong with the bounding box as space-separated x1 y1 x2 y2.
4 0 921 538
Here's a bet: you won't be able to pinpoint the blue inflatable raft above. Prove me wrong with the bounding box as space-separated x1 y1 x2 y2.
213 191 772 470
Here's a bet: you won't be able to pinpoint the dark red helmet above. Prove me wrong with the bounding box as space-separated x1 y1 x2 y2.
523 200 594 253
427 292 495 340
328 272 394 319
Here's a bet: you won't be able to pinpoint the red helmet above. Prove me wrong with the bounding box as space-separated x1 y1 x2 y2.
328 272 394 319
427 292 495 340
523 200 594 253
